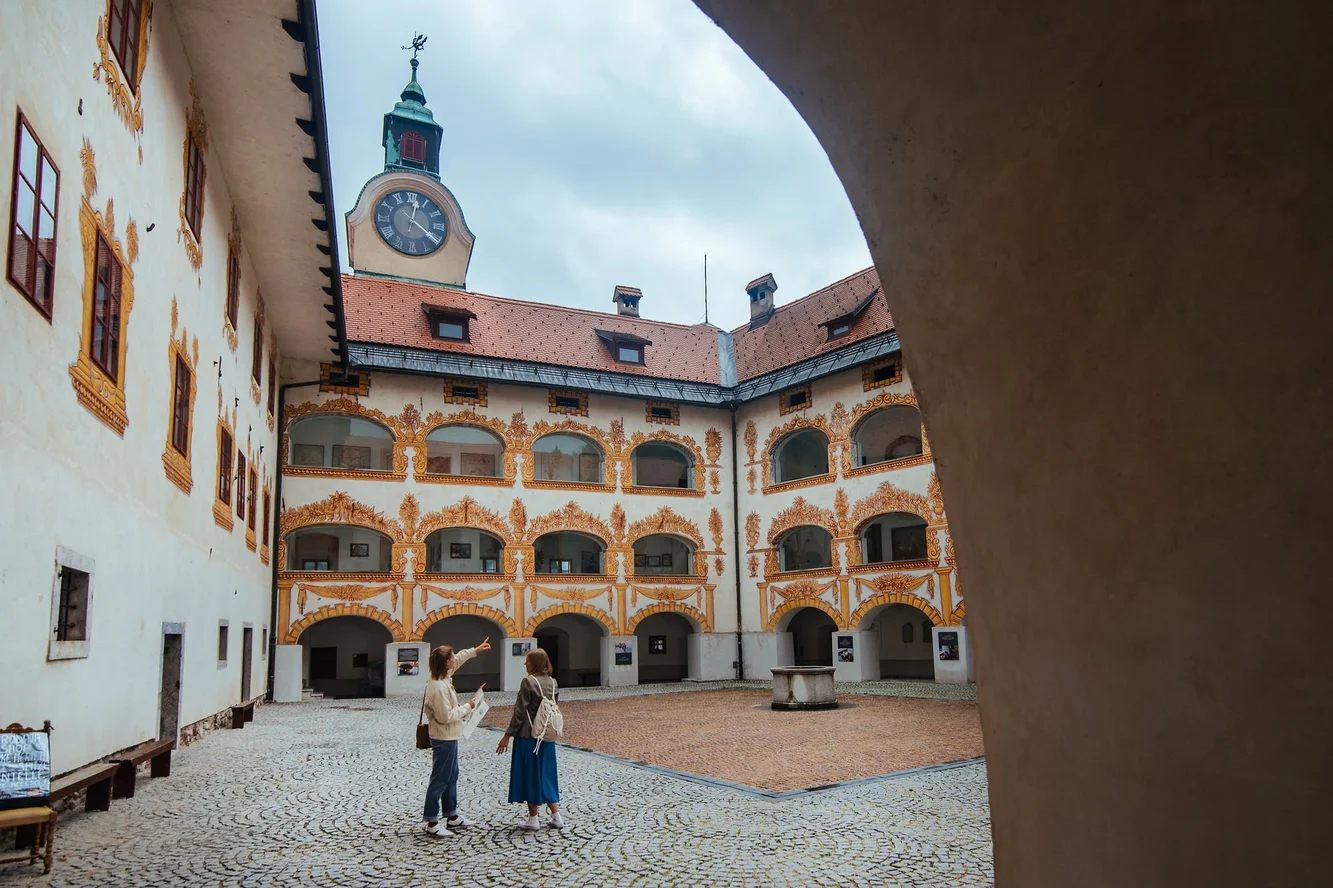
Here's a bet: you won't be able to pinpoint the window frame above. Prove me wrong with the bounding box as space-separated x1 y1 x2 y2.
6 110 59 319
218 427 234 505
267 357 277 417
247 466 258 531
778 384 812 416
548 389 588 417
90 234 123 381
251 317 263 385
432 316 469 342
225 246 240 330
615 343 643 365
235 450 247 519
106 0 145 92
217 621 229 667
170 353 191 456
48 547 95 661
261 490 272 548
184 130 204 237
400 130 426 164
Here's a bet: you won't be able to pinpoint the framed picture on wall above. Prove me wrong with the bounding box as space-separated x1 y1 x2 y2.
647 555 662 568
291 443 324 466
580 551 599 573
332 444 372 470
349 543 370 558
301 560 330 571
649 635 666 654
578 453 600 483
512 641 532 656
660 553 672 568
461 453 495 477
450 543 472 559
551 559 572 574
426 455 452 475
634 554 648 568
614 640 633 666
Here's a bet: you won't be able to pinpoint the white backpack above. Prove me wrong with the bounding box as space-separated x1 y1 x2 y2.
527 676 563 751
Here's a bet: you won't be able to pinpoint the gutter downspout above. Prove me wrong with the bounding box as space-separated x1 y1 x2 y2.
730 403 745 681
265 378 323 702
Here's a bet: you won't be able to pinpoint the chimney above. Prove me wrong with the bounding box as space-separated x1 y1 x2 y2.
613 285 643 317
745 273 777 324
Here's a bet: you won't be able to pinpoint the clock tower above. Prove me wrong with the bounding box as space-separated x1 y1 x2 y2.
344 47 475 287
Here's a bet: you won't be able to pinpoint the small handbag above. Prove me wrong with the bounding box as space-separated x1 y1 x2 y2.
415 689 430 750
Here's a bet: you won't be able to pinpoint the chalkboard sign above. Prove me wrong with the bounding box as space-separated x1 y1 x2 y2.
0 730 50 811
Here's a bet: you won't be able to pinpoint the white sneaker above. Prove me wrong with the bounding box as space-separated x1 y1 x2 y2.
548 813 566 830
424 822 455 837
445 814 473 829
520 815 540 831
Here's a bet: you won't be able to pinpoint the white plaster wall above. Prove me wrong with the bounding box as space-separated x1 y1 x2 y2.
1 1 281 772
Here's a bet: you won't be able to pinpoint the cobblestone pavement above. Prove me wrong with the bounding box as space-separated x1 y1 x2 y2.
484 690 984 792
1 684 993 888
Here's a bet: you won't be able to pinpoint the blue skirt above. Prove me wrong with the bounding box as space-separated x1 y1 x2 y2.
508 737 560 805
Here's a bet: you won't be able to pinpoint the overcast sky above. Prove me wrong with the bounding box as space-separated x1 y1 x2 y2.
317 0 871 332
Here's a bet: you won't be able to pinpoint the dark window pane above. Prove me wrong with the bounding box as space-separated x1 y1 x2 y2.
618 346 640 363
438 321 463 339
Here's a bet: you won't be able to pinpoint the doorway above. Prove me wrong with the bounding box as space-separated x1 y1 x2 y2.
309 646 337 683
536 632 561 681
159 631 183 743
241 626 254 702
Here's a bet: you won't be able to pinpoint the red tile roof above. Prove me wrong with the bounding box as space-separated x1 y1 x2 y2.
343 274 722 384
730 267 891 381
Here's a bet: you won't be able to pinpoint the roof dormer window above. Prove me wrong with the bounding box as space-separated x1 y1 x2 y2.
595 329 651 366
423 303 477 344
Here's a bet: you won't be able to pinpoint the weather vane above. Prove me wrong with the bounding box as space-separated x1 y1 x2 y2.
402 33 427 61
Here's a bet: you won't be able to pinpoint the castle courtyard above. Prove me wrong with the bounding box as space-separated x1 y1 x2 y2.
1 684 992 888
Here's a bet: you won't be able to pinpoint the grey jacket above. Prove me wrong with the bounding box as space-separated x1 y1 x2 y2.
504 675 559 738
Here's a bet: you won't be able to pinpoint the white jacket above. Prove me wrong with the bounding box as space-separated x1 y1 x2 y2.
423 647 477 741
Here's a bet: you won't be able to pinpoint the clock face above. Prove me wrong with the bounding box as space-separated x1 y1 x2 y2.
374 190 447 256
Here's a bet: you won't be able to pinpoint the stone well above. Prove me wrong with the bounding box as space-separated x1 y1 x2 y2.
770 666 837 710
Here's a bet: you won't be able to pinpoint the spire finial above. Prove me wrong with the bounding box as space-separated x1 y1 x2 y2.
402 32 427 65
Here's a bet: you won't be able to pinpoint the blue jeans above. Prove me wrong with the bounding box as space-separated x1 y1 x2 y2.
423 738 459 822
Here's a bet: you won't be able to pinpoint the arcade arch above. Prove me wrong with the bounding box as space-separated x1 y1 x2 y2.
422 424 505 478
424 528 504 573
532 611 608 688
631 533 695 576
633 611 697 683
771 428 829 483
861 601 935 679
630 441 695 489
851 405 923 467
421 613 506 692
534 531 605 575
297 615 393 698
777 525 834 571
532 433 604 484
287 415 395 472
285 525 392 572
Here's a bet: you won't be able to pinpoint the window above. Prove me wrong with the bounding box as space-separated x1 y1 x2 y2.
267 358 277 417
170 354 191 455
261 626 268 658
631 441 694 488
251 319 263 384
442 377 487 406
779 384 811 415
776 526 834 571
617 344 642 364
771 428 830 484
400 130 426 164
48 547 95 661
287 415 397 472
829 324 851 340
645 402 679 425
863 357 902 390
87 235 125 379
217 622 229 665
225 247 240 329
423 304 477 343
423 424 504 477
436 319 465 340
862 513 930 564
247 467 257 530
7 111 58 317
107 0 144 88
452 384 479 401
319 362 369 396
217 428 233 505
852 405 923 467
891 524 928 562
902 622 914 644
184 132 204 237
548 390 588 416
532 433 602 483
235 451 247 519
261 491 271 548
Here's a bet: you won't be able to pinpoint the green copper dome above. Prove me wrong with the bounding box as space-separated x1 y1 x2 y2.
382 56 443 179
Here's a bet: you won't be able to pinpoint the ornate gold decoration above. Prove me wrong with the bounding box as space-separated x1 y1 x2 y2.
766 496 840 546
411 603 518 640
626 601 711 634
645 401 679 425
161 297 199 493
709 469 720 495
92 3 152 160
297 583 396 604
286 603 405 644
509 411 529 442
625 506 704 550
318 362 369 396
928 470 947 521
69 139 137 435
849 588 943 631
418 583 509 603
747 467 756 495
766 596 844 632
547 389 587 416
771 578 836 602
837 391 925 474
748 555 758 578
714 556 724 577
708 509 725 550
415 496 514 551
508 499 528 540
529 584 614 613
527 501 615 545
279 491 404 542
609 418 625 453
177 80 207 273
745 513 761 550
705 428 723 465
411 406 516 484
761 413 837 494
525 603 616 637
743 420 757 462
862 356 902 391
834 489 850 531
608 504 627 544
628 583 704 604
848 479 934 531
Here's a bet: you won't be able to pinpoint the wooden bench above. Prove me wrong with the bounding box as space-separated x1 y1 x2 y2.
11 761 119 850
230 696 262 729
109 739 175 800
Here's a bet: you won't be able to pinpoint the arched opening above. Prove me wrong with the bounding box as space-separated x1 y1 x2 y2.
630 441 694 488
632 534 695 576
864 602 935 679
852 405 923 466
298 615 393 698
285 525 392 572
860 512 929 564
771 428 829 483
533 612 607 687
534 531 605 575
777 525 834 571
784 606 836 667
634 611 696 683
287 415 395 472
424 528 504 573
422 425 505 478
400 129 425 164
421 614 505 692
532 433 604 483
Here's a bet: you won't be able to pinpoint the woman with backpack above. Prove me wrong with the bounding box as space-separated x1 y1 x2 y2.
496 647 564 830
421 638 490 837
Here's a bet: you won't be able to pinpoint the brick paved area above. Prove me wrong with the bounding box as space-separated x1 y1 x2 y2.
0 683 993 888
484 689 984 792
